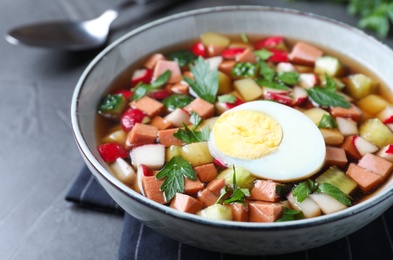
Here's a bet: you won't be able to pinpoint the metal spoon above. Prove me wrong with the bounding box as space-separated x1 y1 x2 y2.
5 0 159 51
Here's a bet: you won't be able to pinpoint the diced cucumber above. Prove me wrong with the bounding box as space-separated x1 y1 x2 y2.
315 166 357 194
197 204 232 220
217 166 256 189
314 56 345 77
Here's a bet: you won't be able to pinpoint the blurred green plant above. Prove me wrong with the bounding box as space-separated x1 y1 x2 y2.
291 0 393 38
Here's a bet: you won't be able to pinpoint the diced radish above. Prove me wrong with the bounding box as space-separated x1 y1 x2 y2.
130 144 165 169
206 56 223 71
149 89 171 100
263 91 293 106
213 158 227 168
267 49 289 63
120 108 150 132
262 86 290 95
377 106 393 124
135 164 154 196
298 73 318 88
111 158 136 186
139 164 154 176
164 108 191 127
225 96 244 109
254 36 285 50
112 89 133 99
276 62 296 72
221 48 246 59
97 142 129 163
131 68 152 86
287 192 321 218
376 144 393 162
292 86 308 106
190 41 207 58
336 117 358 136
309 193 347 214
353 135 379 156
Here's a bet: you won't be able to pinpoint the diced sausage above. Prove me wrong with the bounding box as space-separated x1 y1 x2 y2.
183 97 215 119
251 180 280 202
236 48 257 63
149 116 173 130
346 163 384 193
206 178 226 196
157 128 183 147
170 193 204 214
130 96 164 118
289 42 323 66
248 201 283 222
144 53 165 70
341 135 362 160
358 153 393 179
330 104 362 122
197 188 219 207
142 176 166 204
184 177 205 195
231 203 249 222
207 45 225 57
218 60 236 75
126 123 158 147
325 146 348 169
194 163 218 183
153 60 182 83
167 83 189 95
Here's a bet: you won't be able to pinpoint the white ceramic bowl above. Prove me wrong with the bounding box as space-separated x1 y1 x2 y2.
71 6 393 255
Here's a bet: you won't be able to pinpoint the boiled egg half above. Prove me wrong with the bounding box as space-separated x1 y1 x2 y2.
208 100 326 182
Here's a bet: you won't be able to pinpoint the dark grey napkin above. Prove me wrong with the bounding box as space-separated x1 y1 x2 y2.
65 166 393 259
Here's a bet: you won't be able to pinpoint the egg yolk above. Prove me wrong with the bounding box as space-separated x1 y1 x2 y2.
212 110 283 160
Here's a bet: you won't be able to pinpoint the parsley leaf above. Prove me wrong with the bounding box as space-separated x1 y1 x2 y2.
276 71 300 85
156 156 196 201
254 49 273 61
162 94 194 111
183 57 218 104
306 87 351 108
317 183 352 206
173 123 210 144
256 78 290 90
292 180 318 203
218 166 250 205
132 70 171 100
258 60 276 82
276 207 304 222
318 114 338 129
166 50 197 67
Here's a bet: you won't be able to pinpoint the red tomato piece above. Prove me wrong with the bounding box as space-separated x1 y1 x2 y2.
190 41 207 58
112 89 133 99
222 48 246 59
255 36 284 50
97 142 129 163
267 49 289 63
120 108 149 132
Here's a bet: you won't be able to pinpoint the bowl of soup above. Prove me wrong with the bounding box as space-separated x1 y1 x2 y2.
71 5 393 255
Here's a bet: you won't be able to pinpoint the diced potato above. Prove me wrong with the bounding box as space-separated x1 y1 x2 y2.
314 56 345 77
217 71 232 94
217 166 256 189
319 128 344 146
102 125 127 145
165 145 182 162
233 78 263 101
357 94 390 115
181 141 214 166
344 73 378 99
197 204 233 220
200 32 230 47
359 118 393 148
303 108 330 125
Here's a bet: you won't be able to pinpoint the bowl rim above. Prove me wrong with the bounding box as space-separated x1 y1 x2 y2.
71 5 393 230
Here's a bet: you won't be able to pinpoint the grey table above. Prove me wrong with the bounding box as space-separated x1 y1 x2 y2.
1 0 392 259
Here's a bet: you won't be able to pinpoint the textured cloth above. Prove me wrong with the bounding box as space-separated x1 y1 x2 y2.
66 166 393 260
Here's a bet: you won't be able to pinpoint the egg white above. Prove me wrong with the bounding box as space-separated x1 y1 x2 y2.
208 100 326 182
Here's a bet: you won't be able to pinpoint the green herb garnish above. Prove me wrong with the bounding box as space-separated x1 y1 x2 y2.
292 180 318 203
254 48 273 61
306 87 351 108
258 61 276 82
98 94 126 113
276 71 300 85
162 94 194 111
276 207 304 222
217 166 250 205
166 50 197 67
318 114 338 129
132 70 171 100
173 123 210 144
156 155 196 201
183 57 218 104
218 94 237 103
231 62 257 78
256 78 290 90
241 33 249 43
317 183 352 206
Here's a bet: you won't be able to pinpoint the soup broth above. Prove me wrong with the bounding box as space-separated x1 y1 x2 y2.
95 33 393 222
